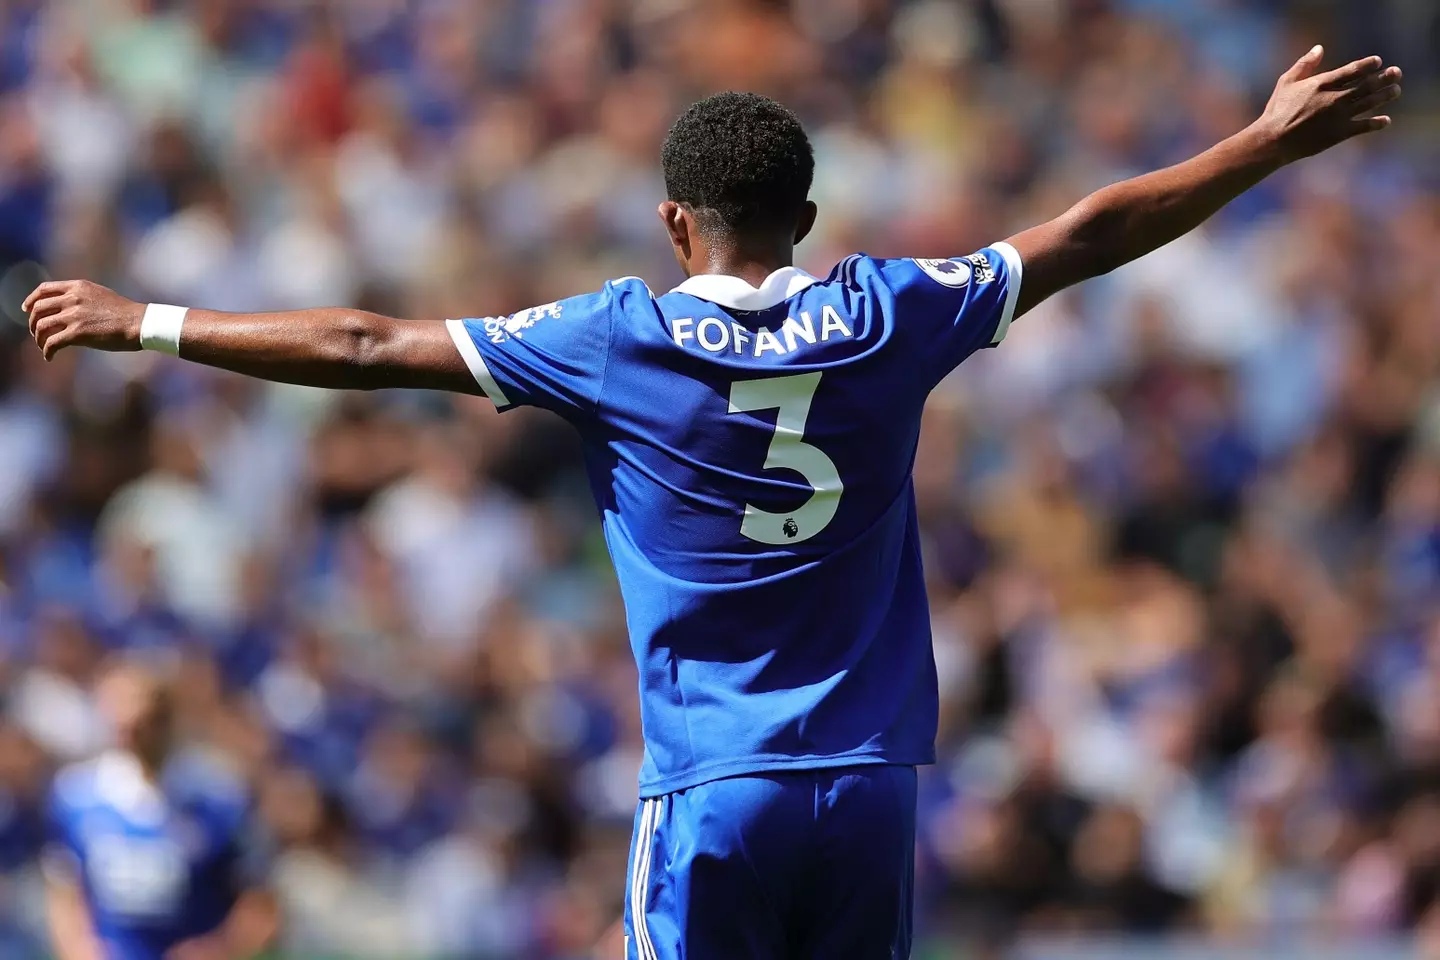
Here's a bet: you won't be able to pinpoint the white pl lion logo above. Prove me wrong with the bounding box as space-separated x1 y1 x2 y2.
913 258 973 288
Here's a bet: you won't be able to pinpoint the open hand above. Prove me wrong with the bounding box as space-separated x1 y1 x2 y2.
1257 46 1402 163
24 279 144 360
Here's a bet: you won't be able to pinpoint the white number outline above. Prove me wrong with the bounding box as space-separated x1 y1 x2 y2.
727 372 843 544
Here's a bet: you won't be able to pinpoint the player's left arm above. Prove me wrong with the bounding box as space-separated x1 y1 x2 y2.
23 283 482 394
1005 47 1401 319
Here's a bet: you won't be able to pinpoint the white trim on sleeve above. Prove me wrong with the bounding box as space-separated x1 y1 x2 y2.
990 241 1024 345
445 318 511 407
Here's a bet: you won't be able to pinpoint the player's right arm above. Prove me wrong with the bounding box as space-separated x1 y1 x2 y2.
1005 47 1401 319
23 281 617 419
23 292 484 394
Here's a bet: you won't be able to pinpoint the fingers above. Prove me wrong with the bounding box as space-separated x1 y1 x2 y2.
1283 45 1325 83
32 315 70 360
1345 116 1393 141
1317 55 1384 90
26 295 66 320
1340 64 1401 121
28 298 54 337
26 294 70 335
39 325 76 361
1341 65 1402 101
23 279 77 339
1349 84 1403 117
23 279 83 354
22 279 68 315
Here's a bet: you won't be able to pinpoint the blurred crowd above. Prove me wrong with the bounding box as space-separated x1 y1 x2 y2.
0 0 1437 957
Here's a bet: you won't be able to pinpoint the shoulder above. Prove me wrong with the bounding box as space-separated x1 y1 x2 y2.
843 253 975 292
599 276 659 321
461 278 648 346
811 254 954 301
606 276 656 298
498 277 652 340
550 276 656 312
842 248 1018 293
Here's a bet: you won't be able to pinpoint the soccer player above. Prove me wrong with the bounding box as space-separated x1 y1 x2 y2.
42 664 277 960
26 48 1399 959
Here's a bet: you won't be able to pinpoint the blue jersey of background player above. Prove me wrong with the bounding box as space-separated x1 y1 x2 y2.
43 665 276 960
24 46 1403 959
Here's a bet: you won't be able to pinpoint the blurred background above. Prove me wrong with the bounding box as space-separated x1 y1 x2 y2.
0 0 1437 958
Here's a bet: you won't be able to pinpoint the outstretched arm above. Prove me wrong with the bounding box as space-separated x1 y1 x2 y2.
24 286 482 394
1007 46 1402 318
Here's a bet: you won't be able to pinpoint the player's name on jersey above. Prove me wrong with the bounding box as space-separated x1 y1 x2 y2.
671 306 854 358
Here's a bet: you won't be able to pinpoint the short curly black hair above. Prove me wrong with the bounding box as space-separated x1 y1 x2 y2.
661 92 814 241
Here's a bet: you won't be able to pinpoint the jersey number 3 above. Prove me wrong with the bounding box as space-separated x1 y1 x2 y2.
728 372 843 545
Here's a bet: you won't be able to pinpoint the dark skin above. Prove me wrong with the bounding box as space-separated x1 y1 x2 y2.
659 199 819 289
26 49 1399 382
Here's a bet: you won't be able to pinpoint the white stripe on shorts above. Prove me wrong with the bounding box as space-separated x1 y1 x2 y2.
629 800 650 959
631 798 660 960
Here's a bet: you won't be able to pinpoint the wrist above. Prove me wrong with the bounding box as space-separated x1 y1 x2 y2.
1235 120 1292 169
139 303 188 355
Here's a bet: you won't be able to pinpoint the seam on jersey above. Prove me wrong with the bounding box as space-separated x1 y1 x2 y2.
668 586 700 781
613 276 654 295
593 282 623 419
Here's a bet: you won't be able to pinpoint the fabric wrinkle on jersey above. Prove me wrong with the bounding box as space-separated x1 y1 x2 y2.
448 245 1023 797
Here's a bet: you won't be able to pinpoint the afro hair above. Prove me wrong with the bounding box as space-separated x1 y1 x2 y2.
661 92 815 241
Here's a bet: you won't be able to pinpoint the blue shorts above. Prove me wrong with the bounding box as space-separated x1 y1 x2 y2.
624 764 917 960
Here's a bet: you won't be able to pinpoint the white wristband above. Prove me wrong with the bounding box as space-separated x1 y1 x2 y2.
140 303 188 355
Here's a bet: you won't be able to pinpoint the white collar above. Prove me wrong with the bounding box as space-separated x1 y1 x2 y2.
670 267 819 311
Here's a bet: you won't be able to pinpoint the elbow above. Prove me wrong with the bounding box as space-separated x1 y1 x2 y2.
1062 196 1129 279
340 313 395 389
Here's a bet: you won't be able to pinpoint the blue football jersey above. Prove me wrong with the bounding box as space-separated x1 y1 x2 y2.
448 246 1023 796
44 751 261 960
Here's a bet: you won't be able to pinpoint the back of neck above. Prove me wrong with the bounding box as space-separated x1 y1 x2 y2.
699 242 795 288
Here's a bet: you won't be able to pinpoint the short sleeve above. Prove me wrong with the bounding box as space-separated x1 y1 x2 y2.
446 281 625 420
877 242 1024 385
